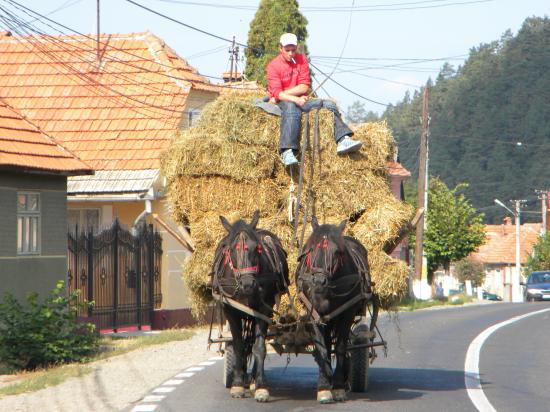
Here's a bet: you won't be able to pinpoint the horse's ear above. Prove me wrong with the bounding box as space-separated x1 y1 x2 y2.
250 209 260 229
219 215 232 233
311 216 319 230
338 219 347 234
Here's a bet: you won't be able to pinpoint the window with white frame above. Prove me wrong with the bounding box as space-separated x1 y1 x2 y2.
67 208 100 232
17 192 40 255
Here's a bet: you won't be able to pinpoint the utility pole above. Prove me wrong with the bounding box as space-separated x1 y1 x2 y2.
535 189 548 235
96 0 101 64
228 36 239 82
512 199 526 302
414 87 430 299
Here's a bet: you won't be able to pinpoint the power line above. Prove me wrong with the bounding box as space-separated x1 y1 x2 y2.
151 0 495 12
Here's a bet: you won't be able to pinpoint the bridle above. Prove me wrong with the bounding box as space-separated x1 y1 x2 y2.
214 231 262 298
223 232 262 277
298 235 344 290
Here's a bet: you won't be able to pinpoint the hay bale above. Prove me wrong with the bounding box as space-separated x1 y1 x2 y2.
162 132 277 182
367 250 410 309
351 196 415 250
168 176 284 220
195 91 280 147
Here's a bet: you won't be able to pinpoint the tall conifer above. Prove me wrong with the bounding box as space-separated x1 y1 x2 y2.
245 0 308 86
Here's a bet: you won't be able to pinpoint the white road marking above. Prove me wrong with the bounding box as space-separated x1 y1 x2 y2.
465 307 550 412
163 379 185 385
208 356 224 361
185 366 204 372
142 395 165 402
175 372 194 378
198 361 216 366
152 387 175 394
132 405 157 412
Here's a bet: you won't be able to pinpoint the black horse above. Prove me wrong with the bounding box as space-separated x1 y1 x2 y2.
296 216 372 403
211 210 289 402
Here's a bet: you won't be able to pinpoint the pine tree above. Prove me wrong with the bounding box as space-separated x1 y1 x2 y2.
245 0 308 86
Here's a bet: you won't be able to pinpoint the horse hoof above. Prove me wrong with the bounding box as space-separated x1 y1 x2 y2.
255 388 270 402
332 389 347 401
317 390 334 404
230 386 246 398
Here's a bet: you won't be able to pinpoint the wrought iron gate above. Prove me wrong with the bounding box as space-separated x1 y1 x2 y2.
67 219 162 331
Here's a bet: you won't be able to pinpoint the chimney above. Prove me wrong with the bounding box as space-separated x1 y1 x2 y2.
222 71 243 83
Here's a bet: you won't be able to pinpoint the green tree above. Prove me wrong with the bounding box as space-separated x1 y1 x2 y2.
245 0 308 86
524 233 550 273
424 178 486 282
455 258 486 287
346 101 379 123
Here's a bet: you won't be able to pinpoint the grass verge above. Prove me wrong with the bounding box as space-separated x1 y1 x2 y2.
0 328 194 398
397 294 474 311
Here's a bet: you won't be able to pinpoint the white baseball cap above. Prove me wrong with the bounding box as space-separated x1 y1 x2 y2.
279 33 297 47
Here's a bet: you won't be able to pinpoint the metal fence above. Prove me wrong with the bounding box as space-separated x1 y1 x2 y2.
68 219 162 331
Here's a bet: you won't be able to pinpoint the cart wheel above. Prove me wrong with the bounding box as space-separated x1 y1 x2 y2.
223 342 235 388
349 324 370 392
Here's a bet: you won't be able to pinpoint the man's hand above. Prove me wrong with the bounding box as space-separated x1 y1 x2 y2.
294 95 309 107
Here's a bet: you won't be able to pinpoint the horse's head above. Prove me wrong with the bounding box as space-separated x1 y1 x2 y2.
218 210 263 297
298 217 347 311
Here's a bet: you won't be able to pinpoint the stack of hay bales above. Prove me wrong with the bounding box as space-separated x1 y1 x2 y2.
161 91 413 316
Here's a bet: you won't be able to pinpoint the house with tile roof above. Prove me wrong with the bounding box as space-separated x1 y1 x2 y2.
470 217 543 301
0 98 92 301
0 30 220 327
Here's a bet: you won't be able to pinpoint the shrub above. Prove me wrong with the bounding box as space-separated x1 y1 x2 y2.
0 281 99 371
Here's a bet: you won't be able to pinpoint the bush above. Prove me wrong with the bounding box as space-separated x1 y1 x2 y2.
0 281 99 371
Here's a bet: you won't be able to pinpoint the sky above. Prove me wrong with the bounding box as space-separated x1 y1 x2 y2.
1 0 548 115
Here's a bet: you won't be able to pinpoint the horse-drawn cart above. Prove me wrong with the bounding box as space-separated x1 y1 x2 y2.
208 287 387 394
205 211 415 403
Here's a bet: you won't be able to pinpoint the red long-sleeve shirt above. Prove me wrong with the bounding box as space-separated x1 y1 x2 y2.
266 53 310 100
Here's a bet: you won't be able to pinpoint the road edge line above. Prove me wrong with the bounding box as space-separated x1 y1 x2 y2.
464 307 550 412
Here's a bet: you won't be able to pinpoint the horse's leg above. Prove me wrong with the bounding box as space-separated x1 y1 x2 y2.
251 319 270 402
224 306 246 398
332 311 355 401
310 322 333 403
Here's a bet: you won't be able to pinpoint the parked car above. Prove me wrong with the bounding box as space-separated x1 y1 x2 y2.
482 290 503 301
521 271 550 302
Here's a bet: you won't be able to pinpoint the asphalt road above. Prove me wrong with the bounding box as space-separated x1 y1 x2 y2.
137 302 550 412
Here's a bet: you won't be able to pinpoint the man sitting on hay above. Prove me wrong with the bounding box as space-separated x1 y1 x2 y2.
266 33 362 167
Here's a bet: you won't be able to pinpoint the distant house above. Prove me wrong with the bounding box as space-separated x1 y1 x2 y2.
470 217 542 301
386 160 411 262
0 99 92 301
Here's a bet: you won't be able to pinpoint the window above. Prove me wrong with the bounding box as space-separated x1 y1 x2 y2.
187 109 201 127
17 192 40 255
68 208 100 232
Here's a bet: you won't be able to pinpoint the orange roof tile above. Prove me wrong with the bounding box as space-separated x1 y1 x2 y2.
471 222 542 264
386 161 411 177
0 31 219 171
0 99 92 175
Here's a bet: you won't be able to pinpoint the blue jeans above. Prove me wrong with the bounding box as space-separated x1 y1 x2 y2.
278 99 353 152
